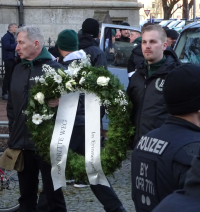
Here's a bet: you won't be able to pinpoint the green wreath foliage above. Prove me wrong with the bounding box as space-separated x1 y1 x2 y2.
25 56 134 181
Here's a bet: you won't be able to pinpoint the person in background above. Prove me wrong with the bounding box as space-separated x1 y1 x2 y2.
78 18 107 69
116 22 130 42
129 30 141 43
78 18 128 212
166 29 179 48
105 29 117 63
1 23 18 100
116 29 121 39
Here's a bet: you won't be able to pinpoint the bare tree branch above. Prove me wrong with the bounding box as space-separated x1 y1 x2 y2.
171 4 183 15
189 0 194 9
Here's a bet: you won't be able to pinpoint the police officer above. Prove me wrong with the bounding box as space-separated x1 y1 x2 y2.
131 64 200 212
153 149 200 212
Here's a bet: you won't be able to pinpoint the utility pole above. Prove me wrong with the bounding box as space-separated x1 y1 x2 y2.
19 0 24 25
193 0 196 21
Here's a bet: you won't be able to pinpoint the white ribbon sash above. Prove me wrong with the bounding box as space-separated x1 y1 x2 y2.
85 93 110 187
50 92 79 190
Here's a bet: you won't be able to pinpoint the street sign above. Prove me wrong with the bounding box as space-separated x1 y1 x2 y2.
144 10 150 17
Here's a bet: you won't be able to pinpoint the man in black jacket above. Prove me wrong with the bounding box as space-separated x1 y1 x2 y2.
116 22 130 43
78 18 107 69
7 26 67 212
1 23 18 100
132 64 200 212
127 24 181 149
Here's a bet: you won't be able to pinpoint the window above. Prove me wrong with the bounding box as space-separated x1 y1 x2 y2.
177 4 181 9
176 30 200 65
152 2 155 8
104 27 139 69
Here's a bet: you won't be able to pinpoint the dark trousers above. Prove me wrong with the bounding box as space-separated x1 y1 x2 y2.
90 183 122 212
18 150 67 212
2 59 15 95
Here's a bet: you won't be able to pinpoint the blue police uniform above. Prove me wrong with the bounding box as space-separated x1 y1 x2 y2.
131 116 200 212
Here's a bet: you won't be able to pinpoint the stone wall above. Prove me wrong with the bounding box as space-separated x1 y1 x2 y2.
0 0 142 44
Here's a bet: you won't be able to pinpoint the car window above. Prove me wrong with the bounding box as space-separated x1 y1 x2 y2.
167 21 178 28
104 28 139 68
176 28 200 64
159 21 168 25
176 21 185 27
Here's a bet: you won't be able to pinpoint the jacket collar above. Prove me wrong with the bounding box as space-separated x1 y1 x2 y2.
63 50 86 62
22 47 52 70
78 34 99 49
165 116 200 132
137 48 181 77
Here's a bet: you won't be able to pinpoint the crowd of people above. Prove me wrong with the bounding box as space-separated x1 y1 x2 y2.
1 18 200 212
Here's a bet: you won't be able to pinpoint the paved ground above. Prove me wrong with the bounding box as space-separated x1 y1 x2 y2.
63 151 136 212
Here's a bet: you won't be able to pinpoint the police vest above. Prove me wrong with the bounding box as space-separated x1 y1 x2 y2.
132 121 200 212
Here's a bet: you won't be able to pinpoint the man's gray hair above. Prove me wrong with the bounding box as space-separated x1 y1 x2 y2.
17 26 45 48
8 23 17 30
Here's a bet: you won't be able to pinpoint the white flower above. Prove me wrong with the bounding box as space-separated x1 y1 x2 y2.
39 77 46 84
42 114 54 120
32 114 43 125
22 110 30 116
64 66 74 77
82 71 87 76
65 80 76 91
35 76 40 83
57 69 66 77
74 67 81 76
54 75 62 84
97 76 110 86
34 92 45 104
79 77 85 85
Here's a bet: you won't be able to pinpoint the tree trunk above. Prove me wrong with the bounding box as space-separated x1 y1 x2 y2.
163 7 172 19
182 0 189 19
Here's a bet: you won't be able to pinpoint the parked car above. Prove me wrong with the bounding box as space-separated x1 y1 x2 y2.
167 20 182 29
173 20 186 32
159 20 174 27
100 23 141 129
174 21 200 64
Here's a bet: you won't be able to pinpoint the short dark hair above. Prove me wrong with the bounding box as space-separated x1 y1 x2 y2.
141 22 154 32
8 23 17 30
142 24 167 42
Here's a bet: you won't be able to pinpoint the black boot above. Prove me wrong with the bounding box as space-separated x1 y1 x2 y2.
112 206 127 212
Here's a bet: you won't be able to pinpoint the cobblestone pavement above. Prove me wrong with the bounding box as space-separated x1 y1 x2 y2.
64 151 136 212
0 151 135 212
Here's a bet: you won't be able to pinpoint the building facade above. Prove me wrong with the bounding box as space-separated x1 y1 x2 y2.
0 0 142 43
